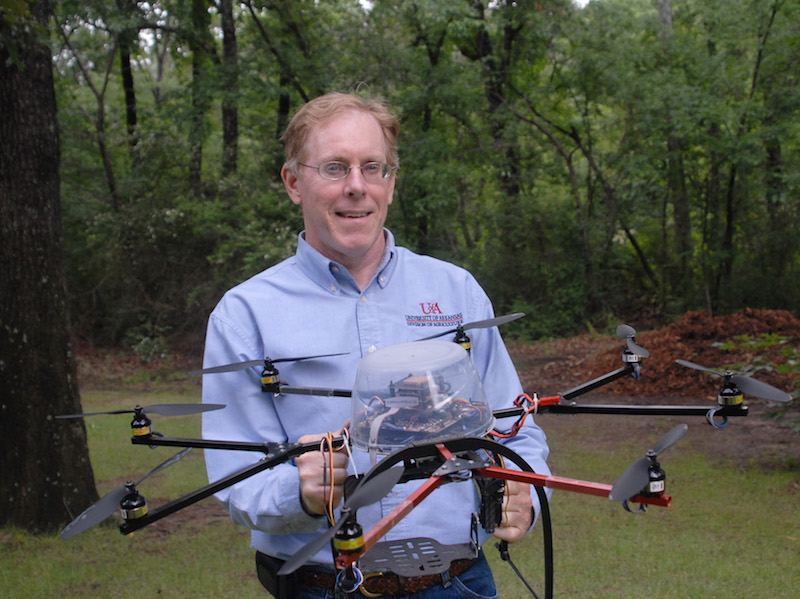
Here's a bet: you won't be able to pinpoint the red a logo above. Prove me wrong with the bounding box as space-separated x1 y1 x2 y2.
420 302 442 315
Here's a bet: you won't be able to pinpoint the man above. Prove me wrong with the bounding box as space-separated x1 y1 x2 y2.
201 92 551 598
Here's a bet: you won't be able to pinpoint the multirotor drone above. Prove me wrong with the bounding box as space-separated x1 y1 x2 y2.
56 315 793 599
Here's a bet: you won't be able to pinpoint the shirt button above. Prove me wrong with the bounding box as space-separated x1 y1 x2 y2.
360 295 368 303
330 284 338 292
331 265 340 273
378 275 386 284
369 345 377 352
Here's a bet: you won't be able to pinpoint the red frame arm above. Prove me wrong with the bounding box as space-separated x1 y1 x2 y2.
336 444 670 569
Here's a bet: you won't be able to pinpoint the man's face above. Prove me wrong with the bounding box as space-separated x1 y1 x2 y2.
282 109 396 272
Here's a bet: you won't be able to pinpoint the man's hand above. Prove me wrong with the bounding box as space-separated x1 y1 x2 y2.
295 432 349 517
492 480 533 543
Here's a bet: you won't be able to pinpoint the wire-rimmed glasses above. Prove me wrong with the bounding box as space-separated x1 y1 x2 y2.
297 161 398 182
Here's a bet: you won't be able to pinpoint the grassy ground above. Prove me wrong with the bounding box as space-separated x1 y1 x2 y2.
2 386 799 598
2 388 264 599
489 419 800 598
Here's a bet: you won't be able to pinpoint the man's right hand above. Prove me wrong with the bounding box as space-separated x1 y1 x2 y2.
295 432 349 517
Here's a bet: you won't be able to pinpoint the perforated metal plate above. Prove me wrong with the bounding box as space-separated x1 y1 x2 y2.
358 537 477 577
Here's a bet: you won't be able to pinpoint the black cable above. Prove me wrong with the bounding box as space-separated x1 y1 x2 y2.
494 480 552 599
495 540 541 599
540 485 553 599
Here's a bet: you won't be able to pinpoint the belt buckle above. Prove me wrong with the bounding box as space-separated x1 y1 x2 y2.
359 572 385 597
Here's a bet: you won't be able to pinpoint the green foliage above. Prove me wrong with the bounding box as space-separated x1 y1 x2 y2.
47 0 800 345
125 323 170 363
712 333 800 381
714 332 790 352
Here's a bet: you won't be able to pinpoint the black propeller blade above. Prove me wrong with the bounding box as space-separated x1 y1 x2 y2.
59 448 192 539
676 359 792 403
278 466 404 575
189 352 348 375
418 313 525 342
616 324 650 358
55 403 225 419
609 424 688 503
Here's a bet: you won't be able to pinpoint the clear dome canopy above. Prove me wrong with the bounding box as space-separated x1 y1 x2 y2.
350 340 495 453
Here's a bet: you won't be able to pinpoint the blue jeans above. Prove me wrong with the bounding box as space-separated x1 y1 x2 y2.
294 551 497 599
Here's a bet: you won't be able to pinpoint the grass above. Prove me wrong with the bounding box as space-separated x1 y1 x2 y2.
1 387 265 599
2 387 799 598
490 426 800 598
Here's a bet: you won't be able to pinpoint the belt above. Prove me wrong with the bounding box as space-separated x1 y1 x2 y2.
296 558 476 597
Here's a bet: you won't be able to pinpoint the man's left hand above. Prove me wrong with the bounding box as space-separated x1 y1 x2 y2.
492 480 532 543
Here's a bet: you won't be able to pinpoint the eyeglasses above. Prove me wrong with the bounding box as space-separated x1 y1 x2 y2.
297 161 398 182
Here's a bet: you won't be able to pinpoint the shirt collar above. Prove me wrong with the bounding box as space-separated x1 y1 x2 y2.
295 229 397 293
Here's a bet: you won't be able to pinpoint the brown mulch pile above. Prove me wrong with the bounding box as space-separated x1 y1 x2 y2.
509 309 800 471
582 308 800 399
512 308 800 402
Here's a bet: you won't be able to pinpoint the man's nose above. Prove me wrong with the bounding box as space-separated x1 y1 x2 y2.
344 166 368 194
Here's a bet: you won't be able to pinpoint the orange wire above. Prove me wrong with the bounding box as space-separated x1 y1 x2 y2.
324 432 335 524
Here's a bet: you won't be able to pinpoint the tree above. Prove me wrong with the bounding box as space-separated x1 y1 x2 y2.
40 0 800 345
0 0 98 532
188 0 214 197
54 3 123 210
115 0 141 151
220 0 239 177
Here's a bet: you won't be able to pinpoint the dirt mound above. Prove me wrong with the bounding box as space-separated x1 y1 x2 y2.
576 309 800 400
508 309 800 471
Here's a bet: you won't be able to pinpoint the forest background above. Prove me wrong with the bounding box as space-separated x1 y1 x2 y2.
2 0 800 536
39 0 800 354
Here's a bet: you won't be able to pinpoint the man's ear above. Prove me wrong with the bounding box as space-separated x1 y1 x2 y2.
281 163 303 206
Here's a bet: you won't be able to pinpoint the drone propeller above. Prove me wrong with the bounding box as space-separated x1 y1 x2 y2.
55 403 225 419
676 359 792 403
189 352 348 375
616 324 650 359
59 448 192 539
278 466 404 575
418 313 525 342
609 424 688 503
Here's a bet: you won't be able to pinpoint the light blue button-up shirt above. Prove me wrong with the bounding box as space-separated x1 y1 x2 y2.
201 229 551 566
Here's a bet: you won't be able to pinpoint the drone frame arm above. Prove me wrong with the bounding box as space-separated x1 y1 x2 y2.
540 403 748 418
491 362 749 422
120 436 344 534
343 445 451 570
476 466 671 507
560 364 638 401
270 362 750 424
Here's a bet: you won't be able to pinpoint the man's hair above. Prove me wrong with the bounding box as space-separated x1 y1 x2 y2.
281 92 400 169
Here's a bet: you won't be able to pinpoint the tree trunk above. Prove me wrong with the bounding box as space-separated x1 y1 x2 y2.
667 137 691 299
189 0 212 198
763 138 787 277
221 0 238 178
119 32 138 149
0 1 98 533
116 0 139 151
654 0 673 33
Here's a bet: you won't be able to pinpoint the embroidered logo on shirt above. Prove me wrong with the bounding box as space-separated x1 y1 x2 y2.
421 302 442 315
405 303 463 328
